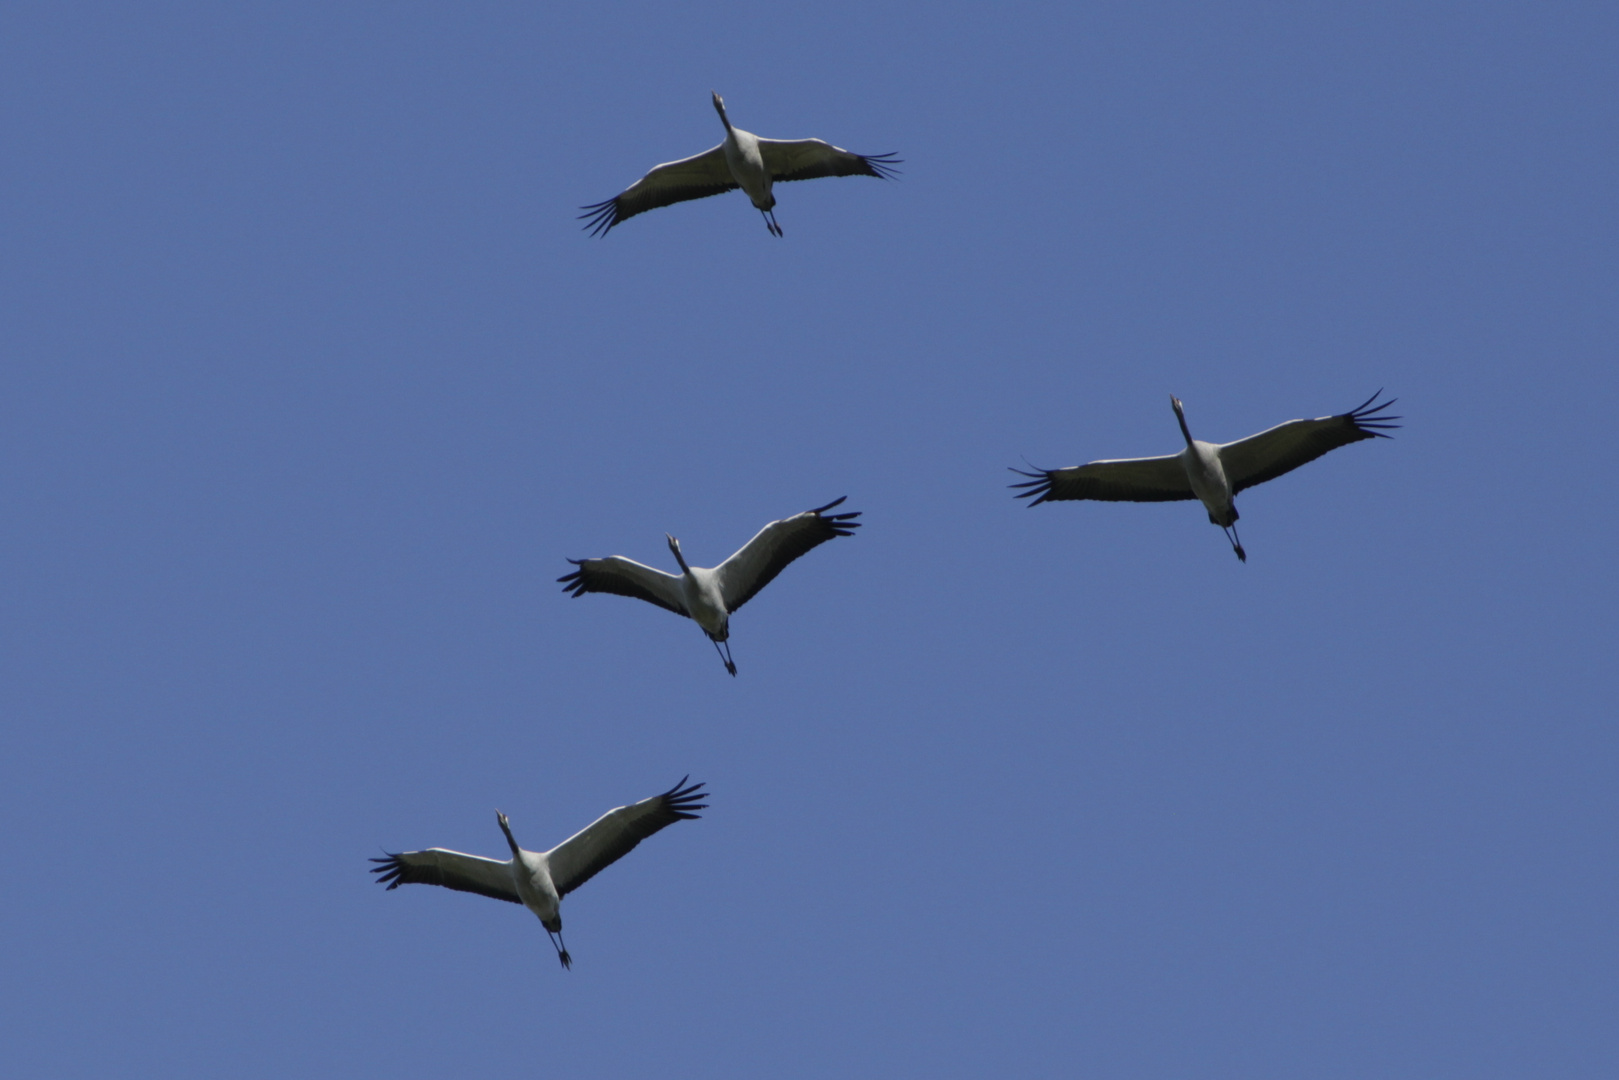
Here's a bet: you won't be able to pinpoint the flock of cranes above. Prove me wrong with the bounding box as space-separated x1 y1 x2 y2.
372 95 1400 969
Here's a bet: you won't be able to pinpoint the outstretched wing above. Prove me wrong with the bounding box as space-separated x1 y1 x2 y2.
758 139 901 183
370 848 520 905
545 777 708 897
714 497 862 613
580 145 737 236
1010 456 1194 506
558 556 687 617
1220 391 1401 494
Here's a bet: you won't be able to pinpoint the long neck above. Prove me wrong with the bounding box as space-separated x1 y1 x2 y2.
1172 401 1195 447
668 538 692 576
712 95 733 134
497 815 521 858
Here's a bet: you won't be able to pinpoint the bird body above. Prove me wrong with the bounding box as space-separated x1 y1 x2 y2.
372 778 708 970
581 92 899 237
1013 392 1400 561
715 100 776 224
559 497 862 675
505 821 563 930
671 552 730 640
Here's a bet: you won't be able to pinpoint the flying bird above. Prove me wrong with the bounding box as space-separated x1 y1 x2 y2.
371 777 708 970
580 92 899 237
1011 391 1399 561
559 497 862 675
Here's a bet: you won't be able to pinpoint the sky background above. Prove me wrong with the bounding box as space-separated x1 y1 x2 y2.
2 3 1616 1077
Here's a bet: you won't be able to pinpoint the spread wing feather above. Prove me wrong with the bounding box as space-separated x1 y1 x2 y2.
369 849 520 905
715 497 862 613
1010 456 1195 505
1221 391 1401 494
758 139 902 183
558 556 687 617
546 777 708 897
580 145 737 236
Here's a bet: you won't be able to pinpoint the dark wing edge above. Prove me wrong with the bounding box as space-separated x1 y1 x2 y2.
554 777 709 897
579 181 737 237
1344 389 1402 436
1008 465 1196 505
771 144 903 183
557 559 686 616
368 852 522 905
1229 390 1402 495
654 775 709 822
725 497 862 613
579 197 628 238
1009 466 1061 506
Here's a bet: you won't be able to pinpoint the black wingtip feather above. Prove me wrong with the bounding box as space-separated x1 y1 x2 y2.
578 199 620 237
1008 467 1055 505
370 853 406 889
558 560 588 594
811 498 863 536
661 776 709 817
862 153 903 180
1346 391 1402 434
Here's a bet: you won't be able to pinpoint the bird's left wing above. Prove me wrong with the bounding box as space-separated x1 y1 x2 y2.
714 497 862 613
545 777 708 897
370 849 520 904
758 139 901 182
1219 391 1400 494
580 145 736 236
558 556 687 616
1010 456 1194 505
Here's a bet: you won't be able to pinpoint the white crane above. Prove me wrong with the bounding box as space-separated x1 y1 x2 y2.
581 92 899 237
559 497 862 675
371 777 707 970
1011 391 1399 561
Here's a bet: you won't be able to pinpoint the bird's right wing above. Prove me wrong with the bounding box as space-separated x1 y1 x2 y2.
558 556 687 616
1010 455 1194 506
1219 391 1400 494
714 497 862 613
757 139 902 182
370 849 520 904
545 777 708 897
579 145 736 236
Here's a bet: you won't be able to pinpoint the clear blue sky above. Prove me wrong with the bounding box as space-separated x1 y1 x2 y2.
3 3 1616 1077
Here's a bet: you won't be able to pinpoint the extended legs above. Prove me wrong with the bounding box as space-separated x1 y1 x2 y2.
1222 524 1246 563
547 929 572 970
711 636 737 676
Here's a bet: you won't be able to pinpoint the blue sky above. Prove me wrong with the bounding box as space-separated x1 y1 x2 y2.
2 3 1616 1077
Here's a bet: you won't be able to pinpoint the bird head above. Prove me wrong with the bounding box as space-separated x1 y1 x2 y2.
711 91 729 127
1170 396 1194 445
666 533 691 574
496 810 522 856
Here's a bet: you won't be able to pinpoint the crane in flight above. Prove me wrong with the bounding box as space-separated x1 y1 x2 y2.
1011 391 1399 561
371 777 708 970
559 497 862 675
581 92 899 237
